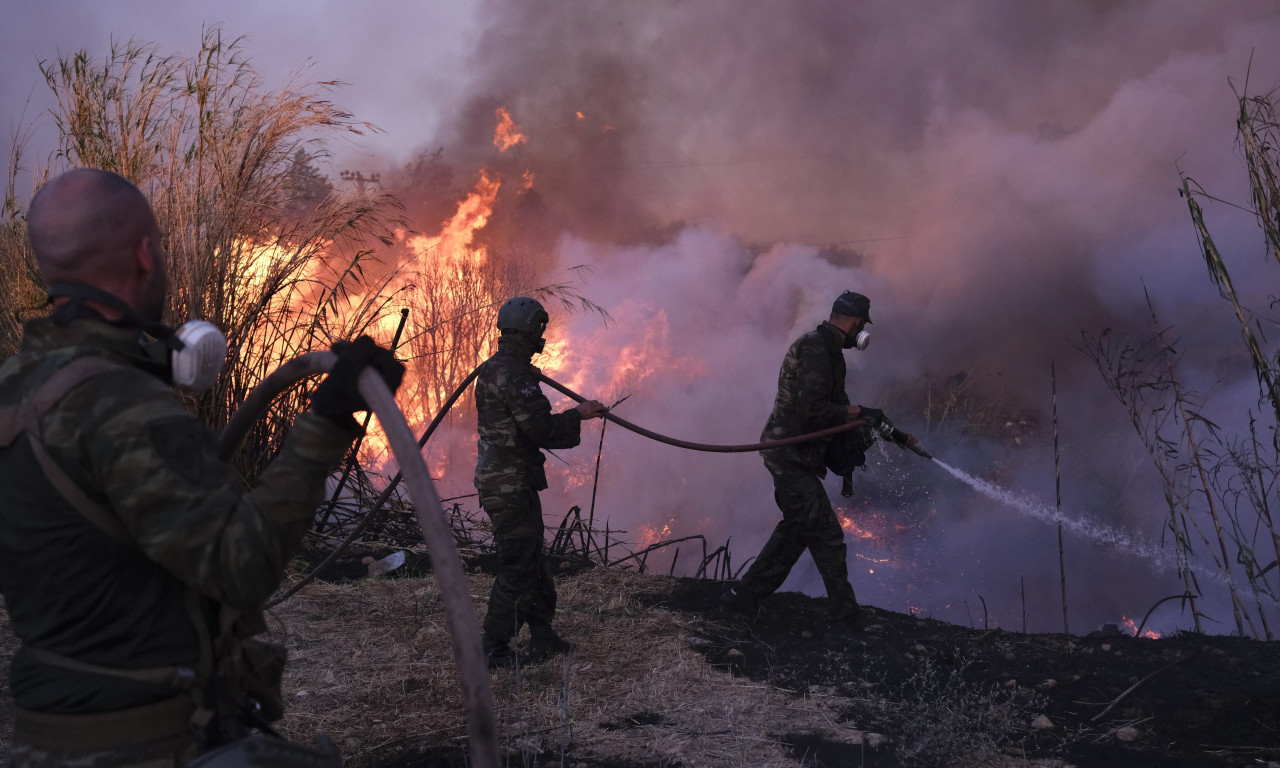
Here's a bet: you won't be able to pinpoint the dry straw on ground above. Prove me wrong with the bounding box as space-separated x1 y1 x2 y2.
265 566 862 767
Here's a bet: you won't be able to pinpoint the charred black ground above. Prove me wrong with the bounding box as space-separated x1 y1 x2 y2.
300 546 1280 768
646 579 1280 768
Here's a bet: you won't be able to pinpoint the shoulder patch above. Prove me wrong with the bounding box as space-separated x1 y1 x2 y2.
148 416 208 484
517 380 542 399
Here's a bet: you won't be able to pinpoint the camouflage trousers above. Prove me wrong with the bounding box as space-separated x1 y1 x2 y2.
481 488 557 643
740 467 859 610
3 734 199 768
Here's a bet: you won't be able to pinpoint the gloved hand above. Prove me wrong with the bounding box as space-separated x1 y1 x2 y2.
855 405 885 426
310 336 406 428
575 399 609 420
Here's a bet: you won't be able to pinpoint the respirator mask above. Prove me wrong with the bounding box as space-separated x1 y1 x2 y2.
842 327 871 351
47 282 228 391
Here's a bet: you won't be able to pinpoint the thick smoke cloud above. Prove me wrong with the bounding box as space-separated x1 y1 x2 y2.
424 1 1279 398
5 0 1280 633
417 0 1280 633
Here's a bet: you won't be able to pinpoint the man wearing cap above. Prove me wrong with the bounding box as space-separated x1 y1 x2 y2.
474 297 608 668
721 290 915 623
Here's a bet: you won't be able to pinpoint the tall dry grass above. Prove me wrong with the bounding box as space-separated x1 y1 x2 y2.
0 142 48 358
2 28 405 477
1082 84 1280 639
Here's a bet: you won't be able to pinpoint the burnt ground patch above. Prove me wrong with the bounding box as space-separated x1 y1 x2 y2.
373 747 679 768
640 578 1280 768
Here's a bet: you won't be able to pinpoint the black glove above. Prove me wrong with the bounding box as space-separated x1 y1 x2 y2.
856 406 885 426
310 336 406 428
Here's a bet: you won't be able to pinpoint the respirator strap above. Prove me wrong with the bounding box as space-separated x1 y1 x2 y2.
46 282 184 351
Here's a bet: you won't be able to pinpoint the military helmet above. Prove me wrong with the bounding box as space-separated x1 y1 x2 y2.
496 296 549 335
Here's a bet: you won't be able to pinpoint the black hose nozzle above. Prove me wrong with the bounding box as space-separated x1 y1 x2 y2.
905 441 933 460
874 418 933 460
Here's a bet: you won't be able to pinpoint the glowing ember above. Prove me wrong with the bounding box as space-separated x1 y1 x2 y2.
637 516 676 548
1121 616 1161 639
837 511 877 540
493 107 527 152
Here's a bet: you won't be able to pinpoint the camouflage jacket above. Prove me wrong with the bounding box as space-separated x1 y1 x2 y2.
473 334 583 501
0 317 358 714
759 322 851 475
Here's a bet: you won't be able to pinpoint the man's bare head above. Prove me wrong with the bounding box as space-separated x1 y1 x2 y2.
28 168 167 320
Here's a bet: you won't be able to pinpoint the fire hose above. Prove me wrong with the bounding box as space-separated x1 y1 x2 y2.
223 358 934 611
217 353 499 768
217 354 933 767
536 373 933 458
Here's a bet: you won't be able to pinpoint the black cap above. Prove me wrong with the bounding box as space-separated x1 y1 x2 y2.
832 291 872 323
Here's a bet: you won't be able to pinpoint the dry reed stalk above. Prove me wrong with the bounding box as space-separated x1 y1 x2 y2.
1080 323 1207 632
1147 298 1253 637
0 143 47 358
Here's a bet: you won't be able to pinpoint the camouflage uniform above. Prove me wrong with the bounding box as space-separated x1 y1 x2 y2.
0 317 358 765
473 333 583 645
739 322 860 612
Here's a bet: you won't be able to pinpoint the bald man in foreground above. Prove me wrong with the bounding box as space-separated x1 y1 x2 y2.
0 168 402 766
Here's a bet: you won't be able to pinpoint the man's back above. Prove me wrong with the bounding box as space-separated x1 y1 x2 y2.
0 319 206 714
761 324 849 473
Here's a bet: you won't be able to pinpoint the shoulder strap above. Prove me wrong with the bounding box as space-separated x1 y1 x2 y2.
16 356 135 548
13 355 221 730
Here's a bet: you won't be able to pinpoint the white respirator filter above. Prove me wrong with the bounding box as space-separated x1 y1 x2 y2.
171 320 228 391
854 329 871 351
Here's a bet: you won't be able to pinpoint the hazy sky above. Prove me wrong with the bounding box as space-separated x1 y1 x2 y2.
0 0 479 168
6 1 1280 633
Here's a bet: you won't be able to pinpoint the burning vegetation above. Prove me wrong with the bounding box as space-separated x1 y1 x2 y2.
3 18 1280 768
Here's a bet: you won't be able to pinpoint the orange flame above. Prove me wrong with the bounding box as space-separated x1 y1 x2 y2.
493 107 527 152
837 510 877 540
407 168 502 268
346 167 506 469
637 516 676 548
1121 616 1161 639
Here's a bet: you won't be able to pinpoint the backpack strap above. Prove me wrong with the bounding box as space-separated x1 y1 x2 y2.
9 354 221 737
16 356 135 547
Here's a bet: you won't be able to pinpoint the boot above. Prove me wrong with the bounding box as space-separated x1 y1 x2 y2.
528 627 574 662
719 585 760 617
483 634 515 670
827 598 863 628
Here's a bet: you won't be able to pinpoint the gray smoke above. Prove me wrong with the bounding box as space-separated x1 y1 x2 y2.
416 0 1280 634
6 0 1280 634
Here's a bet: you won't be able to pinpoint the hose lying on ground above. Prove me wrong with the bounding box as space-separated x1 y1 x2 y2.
218 353 498 768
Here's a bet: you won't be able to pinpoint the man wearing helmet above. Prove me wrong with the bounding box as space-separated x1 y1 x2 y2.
721 290 916 623
474 297 607 667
